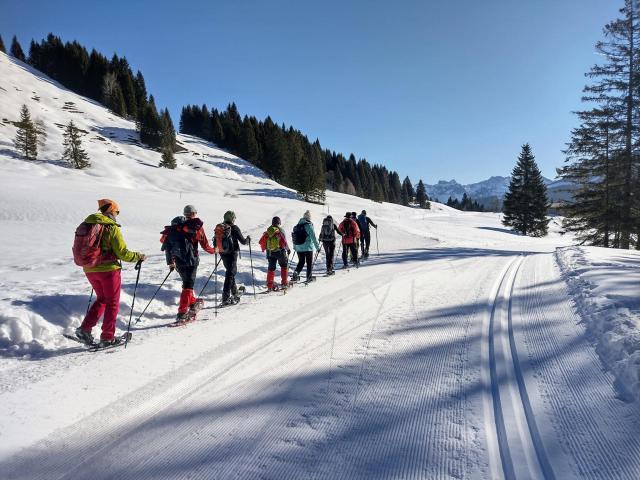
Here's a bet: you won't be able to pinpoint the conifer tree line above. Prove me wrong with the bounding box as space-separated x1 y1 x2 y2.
180 103 429 205
558 0 640 249
6 33 175 153
446 193 484 212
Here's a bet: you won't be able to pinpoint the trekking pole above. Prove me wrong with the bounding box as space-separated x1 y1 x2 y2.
214 253 218 318
375 228 380 256
135 270 172 324
197 256 222 298
287 248 295 271
248 241 257 298
86 288 94 316
125 260 143 349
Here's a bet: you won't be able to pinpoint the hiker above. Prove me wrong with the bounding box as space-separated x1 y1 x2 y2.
259 216 290 290
292 210 320 282
357 209 378 258
160 205 216 322
214 210 250 306
74 199 146 347
338 211 361 268
318 215 342 275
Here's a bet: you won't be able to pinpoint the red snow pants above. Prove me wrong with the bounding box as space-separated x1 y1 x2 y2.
81 269 122 341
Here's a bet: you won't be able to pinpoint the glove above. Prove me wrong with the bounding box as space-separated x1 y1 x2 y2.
139 254 147 262
168 262 176 272
246 235 251 243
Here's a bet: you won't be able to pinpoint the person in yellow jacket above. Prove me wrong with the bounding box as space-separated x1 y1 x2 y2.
75 199 146 347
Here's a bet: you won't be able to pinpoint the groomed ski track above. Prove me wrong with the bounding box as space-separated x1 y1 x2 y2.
3 248 640 479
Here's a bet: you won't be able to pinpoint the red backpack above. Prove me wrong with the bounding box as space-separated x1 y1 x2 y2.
215 223 233 253
72 222 110 267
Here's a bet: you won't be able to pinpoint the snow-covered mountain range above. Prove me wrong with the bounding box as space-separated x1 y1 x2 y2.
426 176 574 210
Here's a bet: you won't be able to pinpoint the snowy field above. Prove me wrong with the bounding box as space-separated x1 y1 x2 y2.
1 51 640 479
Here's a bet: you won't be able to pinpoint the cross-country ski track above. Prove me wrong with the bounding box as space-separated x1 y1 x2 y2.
3 246 640 480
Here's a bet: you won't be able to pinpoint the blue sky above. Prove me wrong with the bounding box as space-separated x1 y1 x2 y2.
1 0 620 184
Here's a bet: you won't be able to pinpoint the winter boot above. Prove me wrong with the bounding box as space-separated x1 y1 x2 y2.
75 327 94 345
175 312 190 323
99 336 123 348
266 270 276 290
178 288 194 315
220 296 235 306
292 271 300 282
281 267 289 287
189 298 204 315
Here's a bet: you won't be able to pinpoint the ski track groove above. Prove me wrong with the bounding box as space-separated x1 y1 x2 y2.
517 253 640 480
485 254 556 480
3 260 419 480
3 275 362 479
309 257 487 480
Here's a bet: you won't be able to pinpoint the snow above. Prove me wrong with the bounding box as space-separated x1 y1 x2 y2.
2 51 640 479
556 246 640 400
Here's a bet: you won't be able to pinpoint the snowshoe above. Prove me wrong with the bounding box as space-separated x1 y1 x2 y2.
75 327 94 345
169 312 195 327
87 332 131 351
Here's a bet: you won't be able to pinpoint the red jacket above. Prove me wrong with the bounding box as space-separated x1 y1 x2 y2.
338 218 360 245
259 226 289 252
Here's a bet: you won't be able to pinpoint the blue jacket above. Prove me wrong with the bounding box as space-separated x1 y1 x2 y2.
293 219 320 252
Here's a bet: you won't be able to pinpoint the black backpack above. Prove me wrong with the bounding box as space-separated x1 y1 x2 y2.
292 223 309 245
320 217 335 241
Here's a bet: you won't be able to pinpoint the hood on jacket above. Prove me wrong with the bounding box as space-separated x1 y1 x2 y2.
84 213 120 226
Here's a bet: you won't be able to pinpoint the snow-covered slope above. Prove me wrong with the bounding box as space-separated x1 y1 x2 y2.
0 50 459 354
2 51 640 480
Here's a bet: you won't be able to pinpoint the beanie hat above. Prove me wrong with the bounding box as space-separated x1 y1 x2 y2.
183 204 197 215
351 212 357 218
303 210 312 222
224 210 236 223
272 216 281 226
98 198 120 215
361 210 367 215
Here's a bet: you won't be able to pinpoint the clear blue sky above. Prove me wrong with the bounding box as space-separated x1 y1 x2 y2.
1 0 620 184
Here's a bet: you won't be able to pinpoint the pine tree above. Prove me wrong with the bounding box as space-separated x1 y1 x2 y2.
62 120 90 169
139 96 163 148
102 72 126 116
10 36 26 61
560 1 640 248
160 108 176 151
559 108 621 247
14 104 38 160
0 34 6 53
402 176 415 203
159 147 176 169
502 144 550 236
401 183 410 206
416 180 428 208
